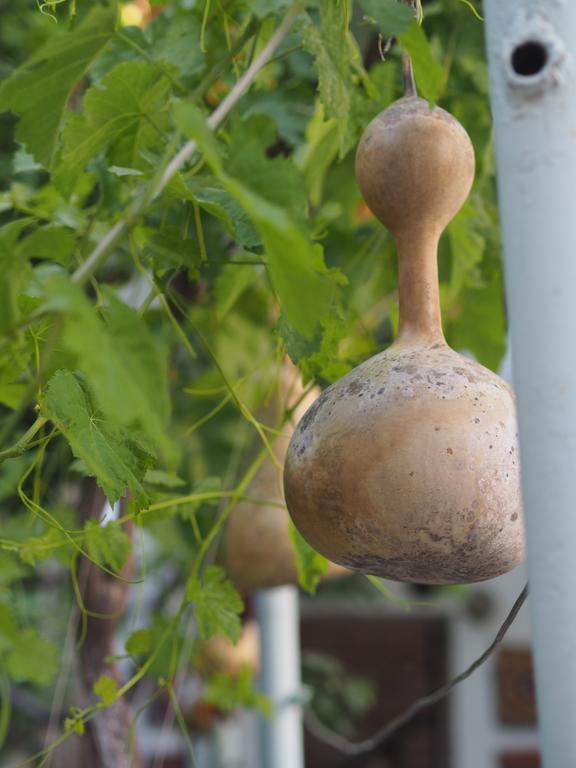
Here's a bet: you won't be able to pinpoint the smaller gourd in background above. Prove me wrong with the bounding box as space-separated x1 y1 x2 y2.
283 57 525 585
220 359 347 590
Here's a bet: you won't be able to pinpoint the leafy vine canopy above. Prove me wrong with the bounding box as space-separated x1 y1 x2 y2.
0 0 498 760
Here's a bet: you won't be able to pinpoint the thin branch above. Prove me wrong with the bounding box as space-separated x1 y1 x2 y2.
304 584 529 756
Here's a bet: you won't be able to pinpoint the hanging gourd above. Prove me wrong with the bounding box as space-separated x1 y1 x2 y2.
221 359 347 590
283 57 525 585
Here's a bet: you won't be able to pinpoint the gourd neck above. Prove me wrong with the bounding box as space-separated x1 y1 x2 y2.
394 226 445 345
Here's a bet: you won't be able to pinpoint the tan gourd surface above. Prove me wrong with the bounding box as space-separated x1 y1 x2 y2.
283 92 525 585
222 360 347 590
197 620 260 679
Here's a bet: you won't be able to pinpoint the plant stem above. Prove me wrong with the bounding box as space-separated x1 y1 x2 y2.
403 52 417 97
0 416 48 462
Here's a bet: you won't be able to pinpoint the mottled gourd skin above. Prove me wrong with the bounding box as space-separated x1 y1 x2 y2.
284 97 525 584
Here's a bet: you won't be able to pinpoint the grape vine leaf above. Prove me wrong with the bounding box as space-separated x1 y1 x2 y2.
41 371 155 506
0 219 34 334
250 0 295 18
214 261 259 320
174 103 344 338
300 2 352 156
3 621 59 686
358 0 415 37
398 23 445 103
41 276 172 459
56 60 173 192
172 100 222 171
148 18 205 78
93 674 119 706
125 628 152 656
203 666 271 715
84 520 132 572
288 520 329 594
227 116 307 222
19 225 77 267
446 276 506 372
0 4 117 169
187 565 243 644
191 187 262 250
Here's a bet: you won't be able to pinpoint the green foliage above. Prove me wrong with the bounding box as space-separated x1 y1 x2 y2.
125 628 152 656
84 520 132 572
0 603 59 686
41 371 155 505
93 674 119 706
399 22 445 102
0 5 117 169
0 0 508 760
203 666 271 715
289 520 329 594
358 0 414 37
57 60 173 191
187 566 244 644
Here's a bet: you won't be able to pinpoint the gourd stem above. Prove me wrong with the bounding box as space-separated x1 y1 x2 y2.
402 53 417 98
395 228 444 343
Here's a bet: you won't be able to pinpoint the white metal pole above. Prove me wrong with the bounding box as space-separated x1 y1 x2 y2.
484 4 576 764
255 586 304 768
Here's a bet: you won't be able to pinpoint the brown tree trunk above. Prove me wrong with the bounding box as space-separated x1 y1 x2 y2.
77 479 142 768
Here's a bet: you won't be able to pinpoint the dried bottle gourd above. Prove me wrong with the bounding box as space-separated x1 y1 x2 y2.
284 69 524 584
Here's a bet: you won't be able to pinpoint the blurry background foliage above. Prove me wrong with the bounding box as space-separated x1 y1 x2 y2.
0 0 495 760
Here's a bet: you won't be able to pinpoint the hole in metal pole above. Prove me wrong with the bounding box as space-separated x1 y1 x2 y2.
511 41 548 76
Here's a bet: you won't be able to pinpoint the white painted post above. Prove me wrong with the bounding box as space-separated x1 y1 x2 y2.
255 586 304 768
484 4 576 764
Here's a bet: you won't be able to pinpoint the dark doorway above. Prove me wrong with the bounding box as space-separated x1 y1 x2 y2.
301 615 449 768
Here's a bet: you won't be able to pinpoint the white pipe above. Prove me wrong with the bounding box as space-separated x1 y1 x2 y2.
484 4 576 764
255 586 304 768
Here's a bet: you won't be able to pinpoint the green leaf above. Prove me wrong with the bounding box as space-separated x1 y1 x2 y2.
0 554 28 587
149 19 205 78
19 528 69 566
175 111 344 338
5 628 59 686
125 628 152 656
226 182 340 337
301 2 352 156
280 310 350 383
298 105 340 206
0 5 117 168
93 674 119 706
0 219 34 334
358 0 415 36
19 225 76 267
172 101 223 173
187 565 243 644
398 22 444 103
84 520 132 572
144 470 185 489
227 116 307 226
214 261 259 320
41 276 172 457
203 666 271 715
56 60 173 192
191 186 261 249
288 520 329 594
446 276 506 371
41 370 154 505
446 200 485 294
250 0 294 18
0 604 18 651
